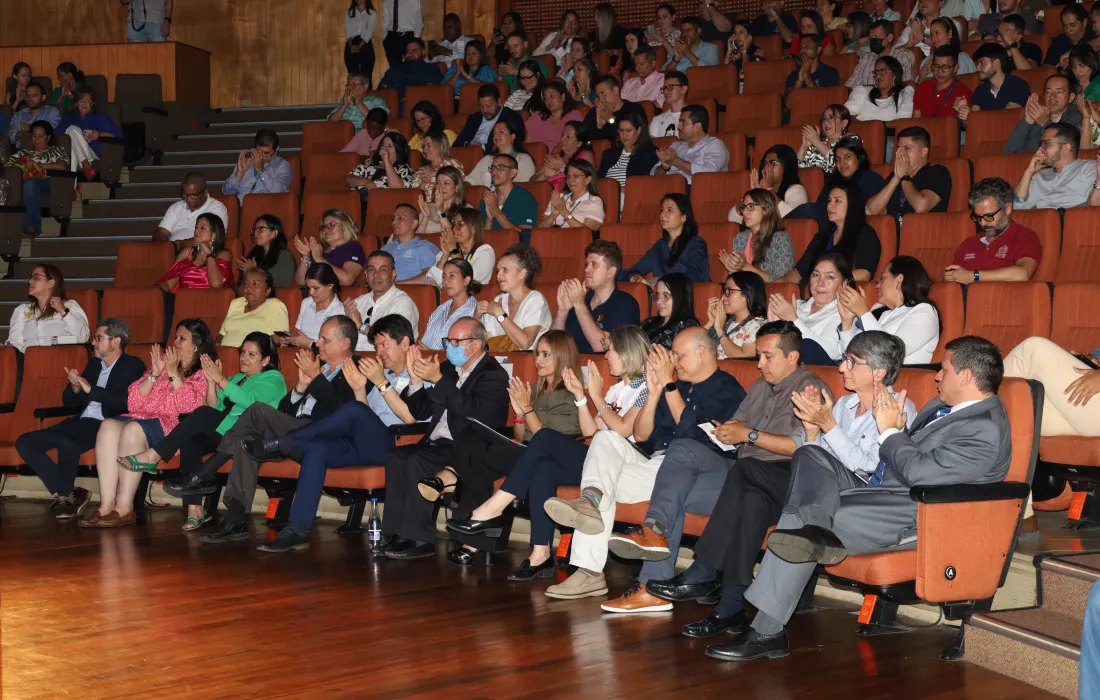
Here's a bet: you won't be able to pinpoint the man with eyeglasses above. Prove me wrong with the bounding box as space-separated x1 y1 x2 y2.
1012 123 1100 211
344 250 419 351
663 17 720 73
783 34 839 113
912 48 972 119
152 171 228 247
16 318 146 521
944 177 1042 285
653 104 728 185
621 46 665 106
498 31 545 93
222 128 292 204
846 20 914 87
582 75 636 142
867 125 951 217
1004 74 1083 154
329 73 392 130
381 203 441 282
478 153 538 243
377 317 509 559
650 71 689 138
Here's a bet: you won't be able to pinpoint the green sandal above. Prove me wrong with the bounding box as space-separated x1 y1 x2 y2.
117 455 160 473
182 515 212 532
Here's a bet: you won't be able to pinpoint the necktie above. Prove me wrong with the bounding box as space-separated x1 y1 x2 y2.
392 0 400 32
868 405 951 486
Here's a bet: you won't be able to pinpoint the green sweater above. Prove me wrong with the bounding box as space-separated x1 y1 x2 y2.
214 370 288 435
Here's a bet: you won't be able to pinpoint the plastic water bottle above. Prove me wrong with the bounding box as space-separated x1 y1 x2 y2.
367 498 382 549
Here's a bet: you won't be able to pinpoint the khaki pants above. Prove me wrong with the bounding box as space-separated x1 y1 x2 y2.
1004 336 1100 438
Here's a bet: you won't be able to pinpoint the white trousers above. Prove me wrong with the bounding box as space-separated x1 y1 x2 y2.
568 430 664 572
65 125 98 171
1004 336 1100 438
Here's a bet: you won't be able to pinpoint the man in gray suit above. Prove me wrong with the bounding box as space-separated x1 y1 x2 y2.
707 335 1013 662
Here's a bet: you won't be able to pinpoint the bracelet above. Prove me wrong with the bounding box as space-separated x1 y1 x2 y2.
147 373 159 381
514 417 526 424
596 403 609 418
523 409 535 418
573 396 588 407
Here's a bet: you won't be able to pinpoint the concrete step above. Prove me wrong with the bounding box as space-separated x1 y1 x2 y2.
967 608 1080 699
12 256 117 280
68 217 160 237
32 235 135 257
207 105 334 124
175 132 304 151
114 181 224 199
82 198 178 220
159 147 300 167
1040 553 1100 620
129 164 233 184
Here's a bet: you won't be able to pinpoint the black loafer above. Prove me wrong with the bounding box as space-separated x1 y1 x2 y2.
447 547 479 566
384 541 436 560
243 438 288 463
507 557 555 581
445 514 507 538
199 519 249 544
372 535 402 554
683 610 747 639
164 472 218 497
647 574 721 603
705 628 790 661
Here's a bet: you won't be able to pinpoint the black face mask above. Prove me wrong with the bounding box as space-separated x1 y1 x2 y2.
869 38 886 53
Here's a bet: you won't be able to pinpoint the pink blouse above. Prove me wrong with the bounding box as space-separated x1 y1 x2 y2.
157 256 233 294
547 148 593 191
125 369 208 435
525 109 584 150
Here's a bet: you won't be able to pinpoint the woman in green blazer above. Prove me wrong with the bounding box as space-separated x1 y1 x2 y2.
116 332 287 530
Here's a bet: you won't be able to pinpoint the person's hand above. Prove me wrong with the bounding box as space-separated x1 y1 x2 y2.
906 17 923 45
645 351 662 394
954 97 970 122
673 38 687 59
585 359 604 401
748 167 761 190
292 235 311 257
439 219 457 254
893 147 911 178
164 346 182 378
562 367 586 402
768 293 798 322
84 129 98 141
1022 145 1045 176
498 62 518 76
417 193 432 221
714 419 750 445
719 249 745 273
47 296 66 316
342 356 369 393
1033 99 1052 126
249 146 266 172
1066 367 1100 407
293 348 321 388
596 101 613 124
1023 93 1041 125
1058 51 1071 70
942 264 974 284
484 299 504 317
200 354 225 385
563 278 586 306
65 366 81 386
792 384 836 432
549 190 568 217
837 284 870 318
482 189 500 215
381 147 394 167
543 153 564 174
873 386 908 434
406 346 423 384
150 343 166 377
236 150 250 177
649 343 677 386
475 299 491 318
359 356 388 386
556 280 571 312
343 298 363 326
656 147 675 168
998 23 1019 47
308 237 324 262
711 296 728 332
800 124 822 150
236 256 257 273
508 377 533 414
161 19 171 38
415 350 443 382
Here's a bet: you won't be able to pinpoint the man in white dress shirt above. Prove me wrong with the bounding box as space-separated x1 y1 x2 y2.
428 14 471 66
381 0 424 69
344 250 420 351
652 104 729 185
152 172 229 248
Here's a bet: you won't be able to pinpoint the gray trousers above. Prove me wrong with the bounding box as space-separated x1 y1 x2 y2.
638 438 735 583
744 445 906 626
218 403 309 511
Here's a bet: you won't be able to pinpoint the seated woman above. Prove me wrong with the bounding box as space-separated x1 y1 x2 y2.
705 270 768 359
597 107 660 196
421 258 479 349
46 62 83 112
219 268 290 347
236 214 296 289
785 11 838 55
281 263 346 348
726 21 767 90
115 332 286 530
766 252 853 365
477 243 552 351
430 330 583 567
721 188 795 282
7 62 31 110
534 121 595 190
916 18 975 82
403 130 464 201
538 160 604 231
504 59 545 111
610 29 645 78
647 5 681 47
641 272 699 349
622 193 709 284
157 212 233 293
728 145 808 223
841 11 872 55
788 182 880 284
524 81 584 150
422 206 495 287
797 104 855 172
845 56 914 121
442 40 497 99
407 101 456 153
812 134 886 219
466 121 535 187
561 37 593 84
55 88 122 179
6 263 90 352
345 131 414 208
566 57 599 109
416 165 464 234
838 255 940 364
82 319 216 528
292 208 365 288
533 10 581 67
3 121 69 237
446 326 649 582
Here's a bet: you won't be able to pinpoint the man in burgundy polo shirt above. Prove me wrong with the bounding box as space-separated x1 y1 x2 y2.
912 47 972 119
944 177 1041 285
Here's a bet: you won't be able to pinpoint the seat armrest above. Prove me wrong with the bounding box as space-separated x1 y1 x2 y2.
389 423 431 437
910 482 1030 504
33 405 81 419
0 402 15 414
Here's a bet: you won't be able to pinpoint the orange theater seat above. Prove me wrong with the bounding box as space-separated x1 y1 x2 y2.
1056 208 1100 283
241 192 299 241
459 81 508 115
215 195 240 239
404 84 454 116
449 146 486 175
101 288 165 345
368 88 399 116
516 181 552 221
363 188 420 244
891 117 959 161
898 211 972 275
963 108 1025 159
113 241 175 288
0 346 90 465
172 288 236 337
483 229 519 259
284 154 302 198
621 175 686 224
1011 208 1060 282
276 288 304 329
601 223 662 273
395 284 438 339
683 65 736 103
301 191 361 247
693 282 722 320
597 179 621 225
937 158 972 211
692 172 750 223
848 120 886 164
802 167 825 202
743 59 795 94
1016 67 1056 96
972 153 1032 187
301 121 354 158
721 94 782 138
1051 283 1100 353
699 223 739 283
620 282 652 318
929 282 963 361
303 152 360 193
964 282 1051 354
589 139 611 170
823 53 859 84
528 229 591 282
0 346 15 407
526 142 549 171
867 215 898 278
788 86 849 127
784 218 819 264
720 132 748 172
753 127 801 163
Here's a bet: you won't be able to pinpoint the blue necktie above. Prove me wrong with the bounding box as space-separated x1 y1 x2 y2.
868 405 951 486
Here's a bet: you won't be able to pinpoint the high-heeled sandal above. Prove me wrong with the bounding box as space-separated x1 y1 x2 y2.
417 467 459 503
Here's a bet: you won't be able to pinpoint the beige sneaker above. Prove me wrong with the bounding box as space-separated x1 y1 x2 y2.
543 496 603 535
545 569 609 600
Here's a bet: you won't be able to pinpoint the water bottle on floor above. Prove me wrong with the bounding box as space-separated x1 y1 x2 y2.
367 498 382 549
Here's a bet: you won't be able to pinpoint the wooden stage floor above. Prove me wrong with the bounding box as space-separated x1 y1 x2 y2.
0 500 1058 700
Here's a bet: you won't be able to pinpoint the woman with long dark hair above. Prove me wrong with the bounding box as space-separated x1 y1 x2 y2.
790 182 880 284
344 0 377 85
535 120 595 189
723 188 795 282
525 81 584 150
728 144 808 223
797 104 854 172
46 61 84 111
442 39 497 98
533 10 580 68
345 131 414 210
845 55 913 121
237 214 295 288
407 101 455 153
6 62 32 110
494 12 526 65
566 56 599 108
466 120 535 187
539 159 604 231
640 273 699 349
622 193 709 283
504 58 546 111
598 107 660 192
157 212 232 292
6 263 89 352
422 258 480 349
814 134 886 218
284 262 346 348
705 270 768 359
916 18 975 82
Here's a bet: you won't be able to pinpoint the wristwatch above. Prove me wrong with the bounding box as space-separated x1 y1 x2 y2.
973 270 980 283
496 312 508 323
663 381 678 394
747 429 760 445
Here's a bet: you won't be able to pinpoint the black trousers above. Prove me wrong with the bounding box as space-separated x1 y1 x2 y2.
153 405 228 506
448 436 526 551
344 39 376 87
381 441 453 544
691 457 792 586
15 416 102 495
383 32 414 70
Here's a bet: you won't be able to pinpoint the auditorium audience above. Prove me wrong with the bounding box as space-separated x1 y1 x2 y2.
753 0 798 40
218 268 290 347
153 172 229 245
648 5 682 47
407 101 455 153
1069 45 1100 102
7 83 60 151
912 48 972 118
598 108 660 193
768 252 854 364
621 47 665 105
406 131 465 200
6 264 89 352
589 3 627 52
868 0 900 22
846 19 915 86
55 87 122 179
791 183 879 285
385 203 442 281
222 128 292 203
662 16 720 72
1004 75 1083 154
839 256 940 364
533 10 580 67
813 135 886 217
345 131 414 202
477 154 538 242
493 12 525 65
868 126 951 215
500 32 545 94
442 40 497 99
423 206 495 287
653 104 728 185
344 250 419 351
283 263 346 348
700 0 738 41
6 62 31 111
466 122 535 187
539 160 605 231
705 271 768 359
415 165 463 234
503 60 544 111
524 82 584 150
423 259 478 352
622 193 710 284
584 76 635 142
798 105 855 171
477 243 551 351
1046 4 1094 68
650 71 688 138
724 189 796 282
841 11 872 55
378 39 442 100
292 209 364 288
978 0 1036 37
157 213 232 293
1013 124 1100 210
329 72 390 130
454 84 525 150
536 121 594 191
641 273 700 349
784 34 840 112
916 18 975 83
4 121 68 237
946 177 1043 283
844 56 914 121
724 21 766 87
552 240 641 354
729 145 807 223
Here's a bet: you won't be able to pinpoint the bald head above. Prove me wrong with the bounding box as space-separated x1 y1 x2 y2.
671 326 718 383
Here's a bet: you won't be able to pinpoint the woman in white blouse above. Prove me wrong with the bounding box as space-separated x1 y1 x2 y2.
767 252 852 365
477 243 552 352
423 206 496 288
845 56 914 121
343 0 378 87
7 264 89 353
728 145 808 223
533 10 581 67
538 160 605 231
466 121 536 188
422 259 479 350
838 255 940 365
281 263 345 349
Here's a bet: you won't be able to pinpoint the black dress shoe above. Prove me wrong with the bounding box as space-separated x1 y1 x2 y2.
384 541 436 560
200 519 249 544
447 547 479 566
646 574 721 602
164 472 218 497
507 557 555 582
683 610 747 639
243 438 289 462
372 535 402 554
445 513 507 538
705 628 790 661
767 525 848 565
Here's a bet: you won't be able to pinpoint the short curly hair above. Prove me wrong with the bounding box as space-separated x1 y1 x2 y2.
500 242 542 288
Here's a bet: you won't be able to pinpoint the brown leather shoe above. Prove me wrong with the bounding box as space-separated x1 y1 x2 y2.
608 525 671 561
52 487 91 521
79 510 106 528
98 511 137 528
600 581 674 614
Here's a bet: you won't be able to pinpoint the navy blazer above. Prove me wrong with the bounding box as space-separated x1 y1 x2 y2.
598 144 661 181
454 107 526 148
62 354 147 418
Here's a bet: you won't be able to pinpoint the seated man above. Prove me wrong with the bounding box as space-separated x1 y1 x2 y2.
997 14 1042 72
165 316 358 543
846 20 916 87
650 71 688 138
498 32 546 94
378 318 510 560
15 318 145 521
977 0 1038 39
750 0 797 38
221 128 293 203
1004 74 1081 154
380 203 441 282
329 72 391 130
244 315 431 552
544 327 745 607
1005 337 1100 438
7 83 60 150
621 47 664 106
608 322 837 620
663 16 720 73
1014 123 1099 209
153 171 229 246
783 34 839 113
652 104 728 185
708 335 1011 661
867 126 951 216
944 177 1041 285
428 13 472 67
912 48 972 119
478 153 538 243
551 240 641 354
955 44 1028 121
582 76 637 142
454 84 526 150
344 250 419 351
379 38 443 100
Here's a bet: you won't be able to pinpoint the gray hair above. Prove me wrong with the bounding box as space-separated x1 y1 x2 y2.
347 72 370 84
678 325 717 357
967 177 1013 210
96 317 130 349
846 330 905 386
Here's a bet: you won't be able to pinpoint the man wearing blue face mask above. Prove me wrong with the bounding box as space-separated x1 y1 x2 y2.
378 317 510 560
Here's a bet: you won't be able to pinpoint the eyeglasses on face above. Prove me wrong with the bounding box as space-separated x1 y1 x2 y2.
737 201 758 214
660 84 683 92
250 225 273 234
182 188 206 199
842 355 870 369
28 273 46 281
970 206 1004 224
519 73 537 81
722 286 741 297
93 334 113 342
654 291 673 301
487 164 512 172
931 63 956 73
872 68 891 76
441 336 477 347
319 221 340 231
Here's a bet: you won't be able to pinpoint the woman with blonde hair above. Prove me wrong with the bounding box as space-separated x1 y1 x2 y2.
416 165 465 234
402 130 464 200
292 208 364 288
720 188 795 282
422 206 496 287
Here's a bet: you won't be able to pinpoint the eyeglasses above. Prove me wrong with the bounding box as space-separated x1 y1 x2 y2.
820 113 841 121
487 164 512 172
842 355 870 369
182 188 206 199
93 334 112 342
722 286 741 297
931 63 956 73
441 336 477 347
660 84 683 92
518 73 537 81
970 206 1004 224
249 225 273 234
319 221 340 231
872 68 891 76
28 273 46 281
737 202 758 214
654 291 673 301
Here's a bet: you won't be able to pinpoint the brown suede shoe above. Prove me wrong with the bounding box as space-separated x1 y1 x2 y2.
98 511 137 528
52 487 92 521
79 510 106 528
543 496 603 535
608 525 671 561
600 581 674 614
545 569 609 600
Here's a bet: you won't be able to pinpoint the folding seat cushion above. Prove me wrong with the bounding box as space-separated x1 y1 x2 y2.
114 242 175 288
621 175 686 224
964 282 1051 354
301 121 354 158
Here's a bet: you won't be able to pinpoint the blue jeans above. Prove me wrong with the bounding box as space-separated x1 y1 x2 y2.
1082 580 1100 698
127 21 166 42
22 178 50 232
